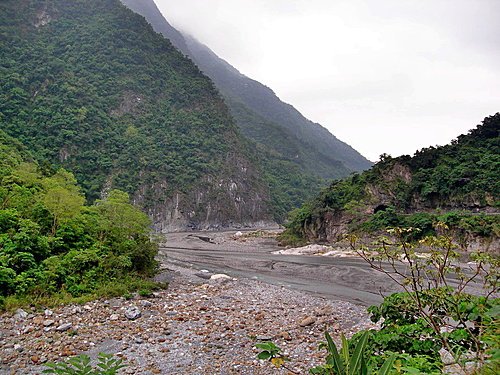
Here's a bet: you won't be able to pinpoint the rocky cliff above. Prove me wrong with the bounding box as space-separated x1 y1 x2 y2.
283 114 500 249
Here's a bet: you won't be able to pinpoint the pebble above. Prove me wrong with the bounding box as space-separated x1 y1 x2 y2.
56 323 72 332
299 316 317 327
0 234 375 374
210 274 231 280
125 307 141 320
14 309 28 320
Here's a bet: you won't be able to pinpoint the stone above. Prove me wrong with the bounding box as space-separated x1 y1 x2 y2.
14 309 28 320
56 323 72 332
33 316 44 325
71 306 83 314
316 306 333 316
279 331 292 341
134 337 144 344
299 316 316 327
125 306 141 320
210 274 231 280
140 300 152 307
44 309 53 316
108 298 123 308
109 314 120 321
43 319 55 327
256 335 273 341
195 273 212 280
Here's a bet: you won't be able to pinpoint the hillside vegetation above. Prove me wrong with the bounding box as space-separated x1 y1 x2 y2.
283 113 500 245
120 0 372 221
0 0 270 230
0 130 158 308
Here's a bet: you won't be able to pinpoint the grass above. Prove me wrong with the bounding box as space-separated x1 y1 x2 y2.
1 277 167 312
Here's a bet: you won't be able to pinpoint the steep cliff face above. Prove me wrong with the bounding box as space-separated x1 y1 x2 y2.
0 0 272 230
284 114 500 247
120 0 372 221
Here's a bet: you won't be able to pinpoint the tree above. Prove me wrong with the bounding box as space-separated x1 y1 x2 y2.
41 170 85 234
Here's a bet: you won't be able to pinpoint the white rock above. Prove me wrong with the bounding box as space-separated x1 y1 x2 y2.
14 309 28 320
210 274 231 280
125 306 141 320
56 323 72 332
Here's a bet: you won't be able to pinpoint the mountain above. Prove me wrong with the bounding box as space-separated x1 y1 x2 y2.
281 114 500 247
120 0 372 219
0 0 272 231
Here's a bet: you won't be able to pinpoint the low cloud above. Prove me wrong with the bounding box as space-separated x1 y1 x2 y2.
155 0 500 160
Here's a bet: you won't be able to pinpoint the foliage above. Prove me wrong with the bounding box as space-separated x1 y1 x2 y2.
261 230 499 375
354 228 499 373
0 0 268 224
0 131 159 307
360 210 499 241
280 113 500 241
309 331 397 375
43 353 126 375
255 342 289 370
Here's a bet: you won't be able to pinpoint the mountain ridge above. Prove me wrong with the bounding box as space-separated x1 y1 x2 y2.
281 113 500 247
120 0 372 220
0 0 273 231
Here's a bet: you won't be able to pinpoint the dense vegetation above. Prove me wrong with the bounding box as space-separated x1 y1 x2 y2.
0 0 269 228
0 130 158 309
282 114 500 243
120 0 372 222
260 229 499 374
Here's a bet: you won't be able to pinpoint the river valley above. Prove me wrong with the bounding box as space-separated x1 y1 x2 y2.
160 230 399 307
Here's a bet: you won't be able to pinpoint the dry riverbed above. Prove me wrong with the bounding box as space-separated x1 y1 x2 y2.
0 261 375 374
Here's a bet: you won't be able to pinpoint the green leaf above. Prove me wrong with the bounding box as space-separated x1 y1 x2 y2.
257 351 272 360
325 331 344 374
349 331 369 373
378 353 397 375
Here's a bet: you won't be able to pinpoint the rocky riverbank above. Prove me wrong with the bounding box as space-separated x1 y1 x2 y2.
0 262 375 374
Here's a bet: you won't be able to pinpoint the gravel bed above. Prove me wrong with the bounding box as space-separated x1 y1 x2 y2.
0 262 375 374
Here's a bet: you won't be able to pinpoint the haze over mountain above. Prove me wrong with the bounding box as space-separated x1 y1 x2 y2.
122 0 371 172
153 0 500 161
121 0 372 219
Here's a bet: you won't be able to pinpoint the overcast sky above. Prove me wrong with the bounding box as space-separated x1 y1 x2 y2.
154 0 500 161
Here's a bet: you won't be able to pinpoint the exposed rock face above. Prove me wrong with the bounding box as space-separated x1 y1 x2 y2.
34 6 53 28
138 154 272 232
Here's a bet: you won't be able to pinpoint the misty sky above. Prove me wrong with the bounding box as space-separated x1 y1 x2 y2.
154 0 500 161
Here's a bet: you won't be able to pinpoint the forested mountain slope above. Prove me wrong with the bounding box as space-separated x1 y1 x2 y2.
120 0 372 220
0 129 159 303
283 114 500 245
0 0 272 231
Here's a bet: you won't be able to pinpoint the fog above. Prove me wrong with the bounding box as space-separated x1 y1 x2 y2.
154 0 500 160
